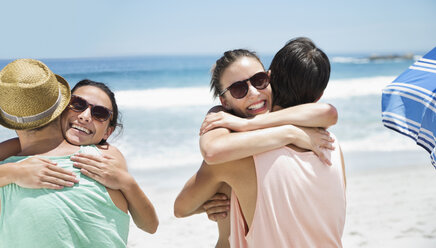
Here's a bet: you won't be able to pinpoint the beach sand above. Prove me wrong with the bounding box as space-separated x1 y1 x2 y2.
127 160 436 248
343 164 436 247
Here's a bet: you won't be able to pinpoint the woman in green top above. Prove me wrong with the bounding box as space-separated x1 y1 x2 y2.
0 79 159 234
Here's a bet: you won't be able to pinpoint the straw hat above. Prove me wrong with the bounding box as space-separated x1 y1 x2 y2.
0 59 71 130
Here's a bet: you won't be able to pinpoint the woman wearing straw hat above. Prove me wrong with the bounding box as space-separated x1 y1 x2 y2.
0 59 156 247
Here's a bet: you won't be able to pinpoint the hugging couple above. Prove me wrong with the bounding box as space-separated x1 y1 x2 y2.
174 37 346 248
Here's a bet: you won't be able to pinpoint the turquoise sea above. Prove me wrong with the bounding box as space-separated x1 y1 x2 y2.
0 55 430 179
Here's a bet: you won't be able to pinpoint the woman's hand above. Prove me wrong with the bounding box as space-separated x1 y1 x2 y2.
71 153 130 190
202 193 230 221
293 127 335 165
73 150 159 234
200 111 249 135
14 157 79 189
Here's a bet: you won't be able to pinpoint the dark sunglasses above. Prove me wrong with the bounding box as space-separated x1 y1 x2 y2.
68 95 113 122
219 71 270 99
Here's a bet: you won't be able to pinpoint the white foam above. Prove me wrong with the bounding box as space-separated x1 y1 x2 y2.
118 143 203 170
115 130 423 170
126 152 203 170
111 138 202 170
120 136 422 170
116 87 219 109
115 76 396 109
331 57 370 64
323 76 395 99
340 130 421 152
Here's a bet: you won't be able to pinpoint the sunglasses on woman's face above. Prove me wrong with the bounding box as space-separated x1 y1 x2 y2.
219 71 270 99
68 95 113 122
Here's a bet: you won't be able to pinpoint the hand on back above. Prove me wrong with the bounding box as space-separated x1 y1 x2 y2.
71 153 131 190
14 157 79 189
293 126 335 165
200 111 249 135
202 193 230 222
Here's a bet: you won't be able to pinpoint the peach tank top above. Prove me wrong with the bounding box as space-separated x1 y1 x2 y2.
229 137 346 248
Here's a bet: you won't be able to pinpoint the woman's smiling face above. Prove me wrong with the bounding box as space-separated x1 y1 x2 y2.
219 56 272 118
61 85 114 146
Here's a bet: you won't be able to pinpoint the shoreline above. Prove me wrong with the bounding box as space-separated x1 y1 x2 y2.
343 149 430 174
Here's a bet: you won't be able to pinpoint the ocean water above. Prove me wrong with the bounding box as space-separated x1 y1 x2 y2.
0 55 430 175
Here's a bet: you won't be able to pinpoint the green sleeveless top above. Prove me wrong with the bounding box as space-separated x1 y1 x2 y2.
0 145 130 248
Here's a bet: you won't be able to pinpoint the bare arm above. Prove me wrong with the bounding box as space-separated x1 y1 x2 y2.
119 173 159 234
201 124 331 163
0 157 78 188
339 145 346 188
0 138 78 189
0 138 21 161
247 103 337 129
200 104 337 164
202 192 230 221
71 146 159 234
0 163 21 187
174 161 226 218
200 103 337 134
0 138 70 188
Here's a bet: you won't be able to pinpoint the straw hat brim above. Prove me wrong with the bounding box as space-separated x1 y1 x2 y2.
0 74 71 130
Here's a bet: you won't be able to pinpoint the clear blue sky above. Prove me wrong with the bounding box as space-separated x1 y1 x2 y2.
1 0 435 59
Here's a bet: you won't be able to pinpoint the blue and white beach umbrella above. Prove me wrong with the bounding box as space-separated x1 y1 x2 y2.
382 47 436 168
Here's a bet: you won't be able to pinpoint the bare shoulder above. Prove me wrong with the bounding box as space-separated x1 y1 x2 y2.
97 143 127 170
0 137 21 160
230 156 254 172
207 105 228 114
0 137 20 146
225 156 253 167
97 143 122 156
205 157 255 192
205 156 254 179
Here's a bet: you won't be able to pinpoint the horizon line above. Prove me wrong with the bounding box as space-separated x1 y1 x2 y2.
0 50 427 61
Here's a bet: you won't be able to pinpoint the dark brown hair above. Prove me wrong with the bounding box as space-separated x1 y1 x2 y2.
269 37 330 108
